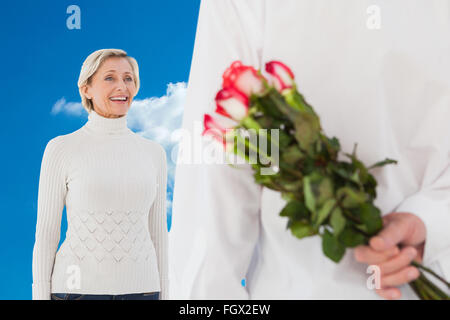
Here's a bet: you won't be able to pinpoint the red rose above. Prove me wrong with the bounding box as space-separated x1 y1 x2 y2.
265 60 295 92
222 61 265 97
202 114 233 149
215 87 249 121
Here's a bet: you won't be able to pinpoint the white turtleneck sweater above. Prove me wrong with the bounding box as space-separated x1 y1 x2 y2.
32 110 169 300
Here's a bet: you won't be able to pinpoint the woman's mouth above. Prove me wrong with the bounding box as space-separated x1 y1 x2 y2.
109 96 128 104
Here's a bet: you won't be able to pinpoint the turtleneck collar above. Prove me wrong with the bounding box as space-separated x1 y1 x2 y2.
84 109 131 136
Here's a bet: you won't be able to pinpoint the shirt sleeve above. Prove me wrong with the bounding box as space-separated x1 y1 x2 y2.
148 144 169 300
32 137 67 300
169 0 265 299
395 160 450 282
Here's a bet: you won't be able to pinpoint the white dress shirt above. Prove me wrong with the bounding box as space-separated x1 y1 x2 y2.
169 0 450 299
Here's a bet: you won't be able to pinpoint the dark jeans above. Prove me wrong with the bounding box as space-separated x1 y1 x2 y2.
51 291 160 300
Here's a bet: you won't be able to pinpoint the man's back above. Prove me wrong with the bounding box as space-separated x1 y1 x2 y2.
170 0 450 299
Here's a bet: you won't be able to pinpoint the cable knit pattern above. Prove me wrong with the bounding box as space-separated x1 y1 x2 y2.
32 110 169 300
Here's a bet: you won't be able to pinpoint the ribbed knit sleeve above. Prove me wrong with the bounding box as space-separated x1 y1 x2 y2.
32 137 67 300
148 145 169 300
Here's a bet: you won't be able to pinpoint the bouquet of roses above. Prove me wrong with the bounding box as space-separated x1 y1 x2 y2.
202 60 449 300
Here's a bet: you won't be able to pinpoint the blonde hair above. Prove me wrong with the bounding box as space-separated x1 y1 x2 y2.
77 49 140 113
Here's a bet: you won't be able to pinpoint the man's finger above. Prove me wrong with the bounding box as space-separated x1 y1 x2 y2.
369 217 411 251
378 247 417 276
380 266 420 288
354 245 400 264
375 287 402 300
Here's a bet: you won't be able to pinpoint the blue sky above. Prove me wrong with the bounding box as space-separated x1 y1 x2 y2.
0 0 200 299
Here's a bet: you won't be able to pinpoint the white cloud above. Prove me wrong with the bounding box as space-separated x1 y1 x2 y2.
127 82 187 226
127 82 187 152
51 98 84 116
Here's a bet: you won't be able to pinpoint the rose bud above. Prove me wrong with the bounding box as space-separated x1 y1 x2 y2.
265 61 295 92
222 61 266 97
202 114 234 150
215 87 250 121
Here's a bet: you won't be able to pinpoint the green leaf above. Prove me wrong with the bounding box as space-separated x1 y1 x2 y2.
263 89 321 156
281 192 297 202
282 89 316 114
354 223 368 233
318 134 339 161
336 187 367 209
328 162 359 188
281 145 305 164
254 93 286 120
314 198 336 228
315 139 322 153
338 226 367 248
328 136 340 151
280 200 309 221
303 176 316 213
254 115 273 129
290 221 317 239
350 171 360 184
253 171 273 185
280 180 303 192
330 207 346 236
304 172 335 221
302 157 316 175
343 151 369 185
316 176 334 206
363 173 378 199
264 89 299 122
358 203 383 235
333 166 352 180
367 158 398 170
322 229 346 263
278 130 293 149
293 112 321 156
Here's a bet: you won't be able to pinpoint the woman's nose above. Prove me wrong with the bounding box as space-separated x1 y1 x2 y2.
116 79 128 91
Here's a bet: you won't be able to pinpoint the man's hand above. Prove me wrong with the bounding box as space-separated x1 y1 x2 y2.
354 212 426 300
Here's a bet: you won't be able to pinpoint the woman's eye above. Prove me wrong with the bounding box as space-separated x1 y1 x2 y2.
105 76 113 81
125 77 133 82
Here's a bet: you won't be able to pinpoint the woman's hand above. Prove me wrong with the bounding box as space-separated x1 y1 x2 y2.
354 212 426 299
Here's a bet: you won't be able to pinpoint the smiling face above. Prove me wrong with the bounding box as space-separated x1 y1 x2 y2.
82 57 137 118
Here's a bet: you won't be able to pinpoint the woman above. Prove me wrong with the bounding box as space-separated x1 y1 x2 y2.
32 49 168 300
